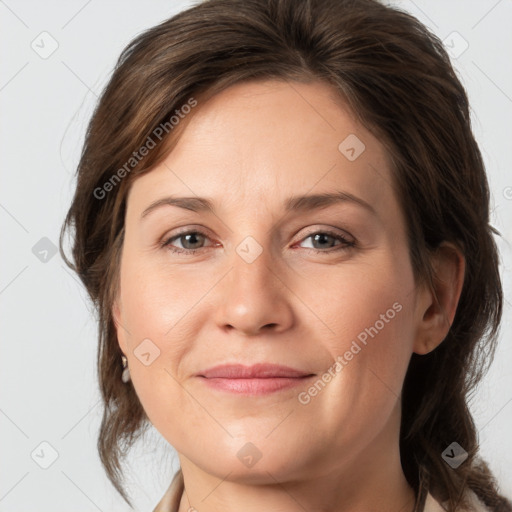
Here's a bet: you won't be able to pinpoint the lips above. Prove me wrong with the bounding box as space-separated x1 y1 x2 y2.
196 363 316 395
198 363 314 379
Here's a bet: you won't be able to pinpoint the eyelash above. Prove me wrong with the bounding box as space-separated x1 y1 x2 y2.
160 229 356 255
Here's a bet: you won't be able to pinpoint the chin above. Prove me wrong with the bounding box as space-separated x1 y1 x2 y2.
183 438 309 483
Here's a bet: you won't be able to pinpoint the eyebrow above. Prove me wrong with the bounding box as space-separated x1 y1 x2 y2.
140 191 377 220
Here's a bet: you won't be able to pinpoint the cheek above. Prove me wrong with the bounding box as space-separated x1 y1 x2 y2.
118 263 198 433
119 253 209 343
300 287 415 453
117 253 228 423
116 258 197 401
308 259 415 386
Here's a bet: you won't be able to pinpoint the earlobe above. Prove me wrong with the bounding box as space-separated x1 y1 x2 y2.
413 242 465 355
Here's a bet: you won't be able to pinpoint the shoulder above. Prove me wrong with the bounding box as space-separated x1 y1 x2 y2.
426 489 493 512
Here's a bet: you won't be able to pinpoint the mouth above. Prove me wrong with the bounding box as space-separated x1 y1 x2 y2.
196 363 316 395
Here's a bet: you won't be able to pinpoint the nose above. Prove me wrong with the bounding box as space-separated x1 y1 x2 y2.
212 243 295 337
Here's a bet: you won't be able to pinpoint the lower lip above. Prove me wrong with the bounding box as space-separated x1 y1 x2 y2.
198 376 314 395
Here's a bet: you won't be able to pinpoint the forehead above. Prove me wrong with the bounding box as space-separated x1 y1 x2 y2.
125 79 396 218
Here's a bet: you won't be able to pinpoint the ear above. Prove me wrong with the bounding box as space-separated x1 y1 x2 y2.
412 242 465 355
112 297 128 354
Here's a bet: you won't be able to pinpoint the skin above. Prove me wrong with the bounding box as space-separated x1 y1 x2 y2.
113 79 465 512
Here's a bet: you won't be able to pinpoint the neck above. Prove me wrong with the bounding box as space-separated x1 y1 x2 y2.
176 403 416 512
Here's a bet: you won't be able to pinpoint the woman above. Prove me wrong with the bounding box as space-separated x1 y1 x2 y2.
59 0 511 510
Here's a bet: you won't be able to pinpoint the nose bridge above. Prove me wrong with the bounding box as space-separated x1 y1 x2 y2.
232 237 274 292
212 233 294 336
229 235 277 306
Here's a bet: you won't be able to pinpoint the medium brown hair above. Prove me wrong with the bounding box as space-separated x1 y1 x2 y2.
60 0 511 509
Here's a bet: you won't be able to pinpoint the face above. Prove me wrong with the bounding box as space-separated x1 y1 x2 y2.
113 79 423 484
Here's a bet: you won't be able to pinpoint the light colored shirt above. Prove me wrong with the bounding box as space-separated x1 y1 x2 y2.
152 469 491 512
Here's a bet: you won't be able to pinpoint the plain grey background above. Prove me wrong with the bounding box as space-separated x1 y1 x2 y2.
1 0 511 510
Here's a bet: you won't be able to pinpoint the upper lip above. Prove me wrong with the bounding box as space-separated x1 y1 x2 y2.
198 363 314 379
